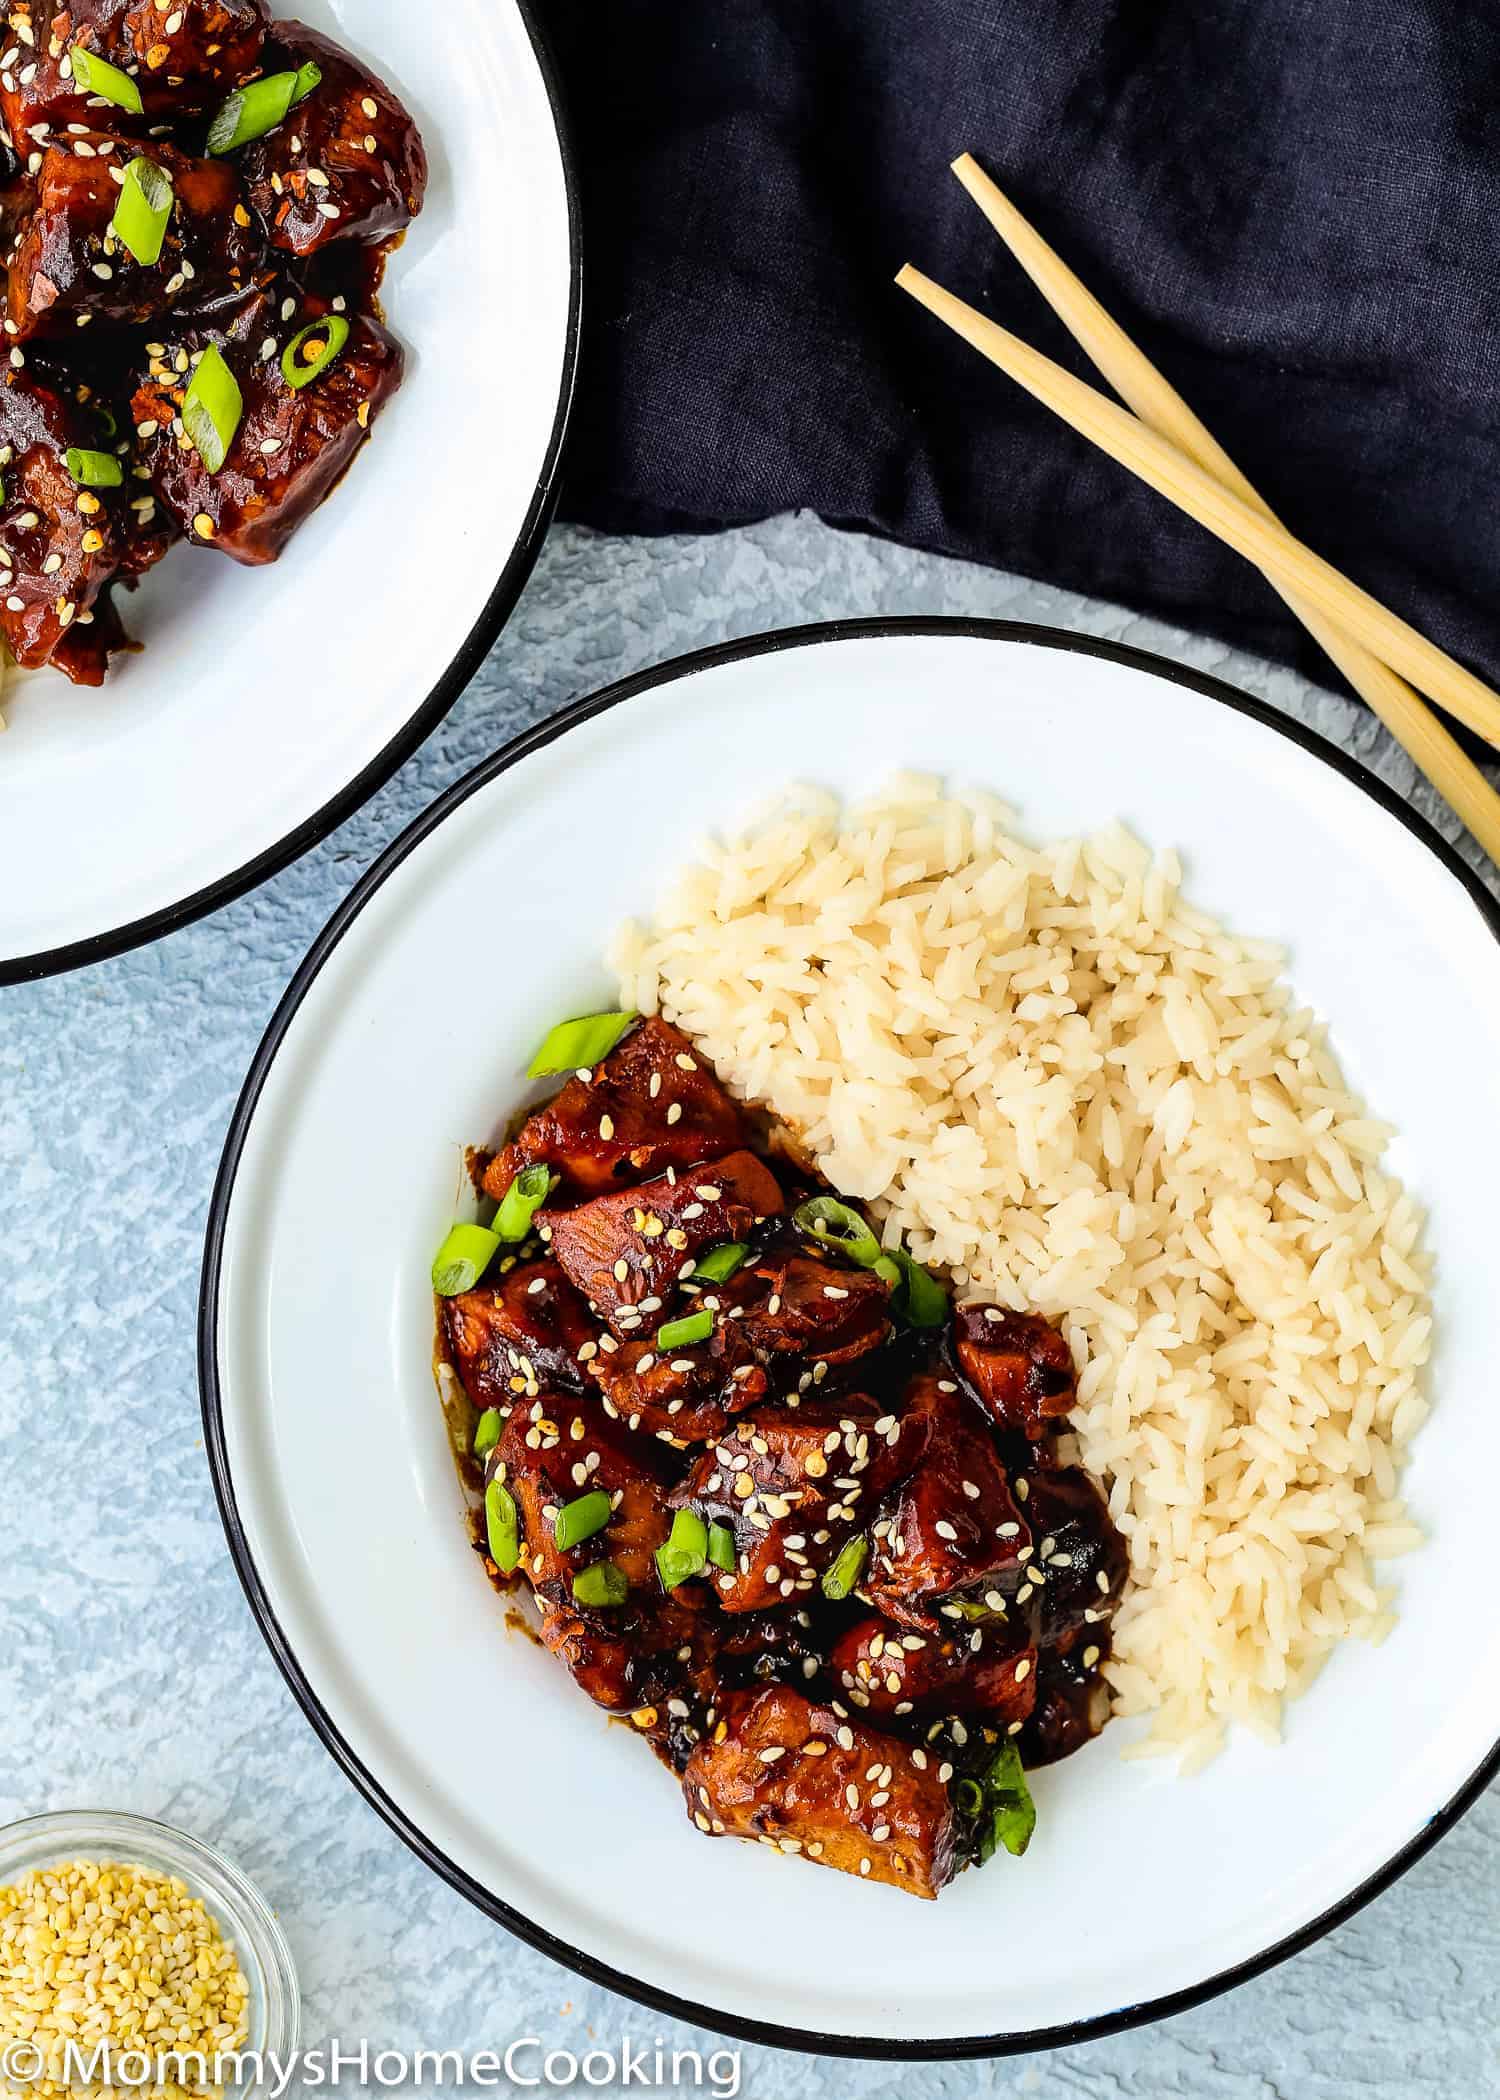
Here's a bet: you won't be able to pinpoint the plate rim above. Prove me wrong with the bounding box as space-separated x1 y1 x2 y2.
1 0 582 990
197 614 1500 2060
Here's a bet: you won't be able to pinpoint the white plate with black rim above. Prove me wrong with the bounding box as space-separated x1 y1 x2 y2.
0 0 578 986
200 619 1500 2057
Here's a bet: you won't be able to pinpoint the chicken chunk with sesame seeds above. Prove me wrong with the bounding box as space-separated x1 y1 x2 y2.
719 1249 892 1371
589 1324 768 1445
541 1149 784 1338
670 1392 926 1613
238 20 425 257
537 1594 718 1737
952 1304 1077 1440
7 135 263 340
863 1376 1032 1631
483 1018 749 1204
682 1686 959 1898
0 364 121 673
487 1389 673 1602
0 0 270 155
995 1462 1128 1647
441 1258 599 1413
130 275 402 563
47 574 129 679
1018 1628 1114 1766
828 1613 1038 1727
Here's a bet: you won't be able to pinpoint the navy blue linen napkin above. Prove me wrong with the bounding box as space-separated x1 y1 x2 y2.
545 0 1500 716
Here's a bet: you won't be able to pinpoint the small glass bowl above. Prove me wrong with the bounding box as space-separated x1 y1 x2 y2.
0 1810 300 2062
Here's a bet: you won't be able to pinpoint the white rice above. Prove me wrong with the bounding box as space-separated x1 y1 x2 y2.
611 774 1432 1770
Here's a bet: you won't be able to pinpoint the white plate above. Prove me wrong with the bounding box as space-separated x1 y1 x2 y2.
201 622 1500 2056
0 0 578 984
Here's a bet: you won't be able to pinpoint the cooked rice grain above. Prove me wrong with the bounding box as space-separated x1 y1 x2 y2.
612 775 1432 1769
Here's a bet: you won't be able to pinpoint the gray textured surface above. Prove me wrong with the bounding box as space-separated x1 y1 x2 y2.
3 513 1499 2097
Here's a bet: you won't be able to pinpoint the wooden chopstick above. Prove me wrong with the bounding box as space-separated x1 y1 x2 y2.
946 155 1500 865
894 263 1500 758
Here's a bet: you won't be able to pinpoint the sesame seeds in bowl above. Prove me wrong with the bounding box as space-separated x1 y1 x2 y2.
0 1811 299 2082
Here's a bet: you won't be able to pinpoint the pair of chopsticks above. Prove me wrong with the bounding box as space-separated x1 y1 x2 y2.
897 157 1500 865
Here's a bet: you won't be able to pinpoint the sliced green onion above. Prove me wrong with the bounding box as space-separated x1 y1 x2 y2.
656 1308 713 1352
527 1009 637 1079
110 154 174 267
872 1254 901 1289
975 1740 1036 1862
281 314 350 392
206 68 301 155
820 1533 868 1601
292 59 322 102
484 1479 521 1574
692 1242 747 1284
431 1220 501 1296
707 1520 736 1574
70 44 144 115
494 1162 551 1241
655 1508 709 1590
64 447 122 488
108 153 173 267
572 1559 628 1609
181 343 242 475
886 1247 948 1328
472 1408 502 1461
793 1195 881 1268
954 1776 985 1817
553 1489 612 1552
93 405 118 441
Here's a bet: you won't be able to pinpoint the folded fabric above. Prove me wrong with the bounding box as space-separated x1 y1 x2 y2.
546 0 1500 720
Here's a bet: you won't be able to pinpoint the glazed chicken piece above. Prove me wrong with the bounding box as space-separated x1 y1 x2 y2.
997 1461 1129 1646
720 1250 891 1371
237 20 426 257
0 364 122 673
863 1376 1032 1631
7 136 263 341
952 1304 1076 1440
541 1149 784 1337
47 578 128 681
488 1388 671 1602
829 1612 1037 1728
682 1685 959 1899
589 1323 767 1445
0 0 270 155
671 1391 928 1612
536 1594 717 1735
130 276 402 563
441 1258 597 1414
483 1018 748 1203
587 1245 894 1441
1017 1628 1113 1766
